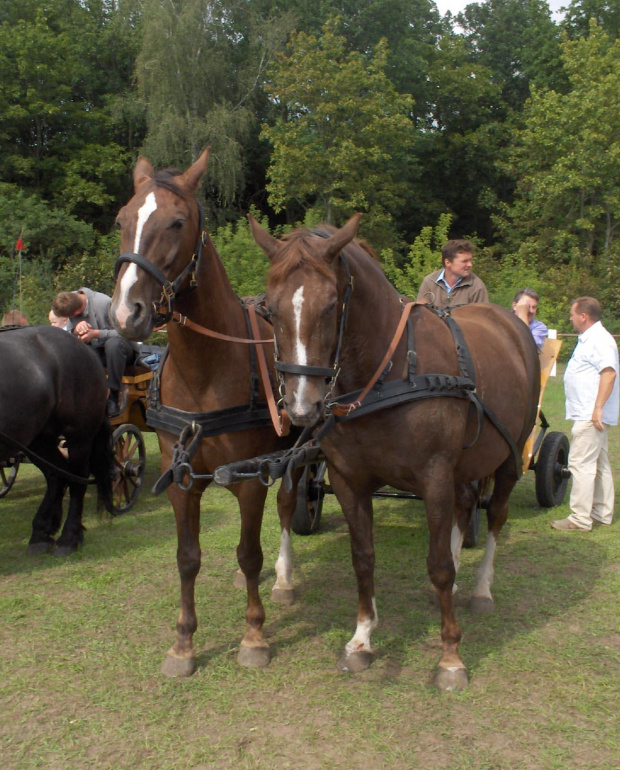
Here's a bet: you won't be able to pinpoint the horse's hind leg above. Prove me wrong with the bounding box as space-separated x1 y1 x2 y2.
235 480 271 668
271 470 302 606
450 482 478 594
470 461 517 614
29 473 66 555
424 462 468 691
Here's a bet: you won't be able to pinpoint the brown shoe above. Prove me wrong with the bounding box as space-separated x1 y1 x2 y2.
550 518 587 531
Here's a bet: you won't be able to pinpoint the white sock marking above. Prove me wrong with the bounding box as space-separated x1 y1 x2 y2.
474 533 497 599
274 528 293 591
345 597 378 654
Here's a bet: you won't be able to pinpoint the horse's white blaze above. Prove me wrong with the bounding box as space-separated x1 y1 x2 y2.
345 597 378 654
115 192 158 328
473 533 497 600
273 528 293 591
134 192 158 254
291 285 309 413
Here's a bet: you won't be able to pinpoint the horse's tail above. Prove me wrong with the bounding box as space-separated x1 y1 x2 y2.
90 417 115 515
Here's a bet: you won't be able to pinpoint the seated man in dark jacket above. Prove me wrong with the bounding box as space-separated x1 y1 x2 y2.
53 288 139 417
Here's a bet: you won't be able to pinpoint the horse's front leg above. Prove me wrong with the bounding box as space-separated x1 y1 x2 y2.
28 470 67 555
330 470 378 674
470 460 517 614
161 483 204 677
234 479 271 668
424 462 468 691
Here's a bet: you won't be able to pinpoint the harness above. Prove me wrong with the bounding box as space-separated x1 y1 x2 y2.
211 247 524 491
113 216 289 495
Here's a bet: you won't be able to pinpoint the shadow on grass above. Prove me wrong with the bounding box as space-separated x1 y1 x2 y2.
237 487 605 685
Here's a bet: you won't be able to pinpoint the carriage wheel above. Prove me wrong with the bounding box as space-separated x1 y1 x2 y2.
291 462 326 535
535 431 570 508
111 424 146 514
0 459 20 499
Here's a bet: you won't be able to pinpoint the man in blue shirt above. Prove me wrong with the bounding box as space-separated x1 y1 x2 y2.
512 288 548 350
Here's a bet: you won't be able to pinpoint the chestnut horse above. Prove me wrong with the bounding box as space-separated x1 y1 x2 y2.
248 214 540 690
110 150 298 676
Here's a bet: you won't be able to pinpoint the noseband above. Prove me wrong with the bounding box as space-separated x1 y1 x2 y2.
114 204 207 325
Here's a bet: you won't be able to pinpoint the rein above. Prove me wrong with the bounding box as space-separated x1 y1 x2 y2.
0 430 95 486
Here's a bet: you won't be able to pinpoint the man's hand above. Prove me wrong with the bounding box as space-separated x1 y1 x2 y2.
74 321 99 343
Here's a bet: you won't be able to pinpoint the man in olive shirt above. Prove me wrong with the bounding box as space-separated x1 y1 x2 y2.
416 240 489 309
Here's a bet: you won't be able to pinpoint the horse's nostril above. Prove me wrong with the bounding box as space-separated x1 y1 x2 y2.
131 301 145 321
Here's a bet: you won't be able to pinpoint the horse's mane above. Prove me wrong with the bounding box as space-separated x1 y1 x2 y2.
269 225 382 286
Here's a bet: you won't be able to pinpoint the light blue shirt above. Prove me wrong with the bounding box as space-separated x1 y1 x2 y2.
435 269 463 295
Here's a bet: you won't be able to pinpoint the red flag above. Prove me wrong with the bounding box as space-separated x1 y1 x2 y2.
15 237 25 251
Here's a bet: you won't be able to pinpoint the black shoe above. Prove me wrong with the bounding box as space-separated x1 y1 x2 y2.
107 392 121 417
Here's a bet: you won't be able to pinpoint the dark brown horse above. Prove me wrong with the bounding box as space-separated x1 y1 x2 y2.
0 326 113 555
109 150 298 676
248 214 540 690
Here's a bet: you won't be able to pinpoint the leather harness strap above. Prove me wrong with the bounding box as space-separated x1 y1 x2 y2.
247 303 291 437
331 301 416 417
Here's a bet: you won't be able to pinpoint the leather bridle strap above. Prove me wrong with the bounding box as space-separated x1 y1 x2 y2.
171 310 274 345
114 204 207 323
247 304 291 437
330 301 416 417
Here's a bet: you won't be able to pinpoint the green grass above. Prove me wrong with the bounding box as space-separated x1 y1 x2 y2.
1 368 620 769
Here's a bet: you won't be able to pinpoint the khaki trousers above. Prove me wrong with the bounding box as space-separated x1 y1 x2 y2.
567 420 614 530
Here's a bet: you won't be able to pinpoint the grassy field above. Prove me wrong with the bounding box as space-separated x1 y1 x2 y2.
1 368 620 769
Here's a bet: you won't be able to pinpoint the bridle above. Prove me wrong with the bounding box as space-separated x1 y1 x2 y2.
272 249 353 409
114 203 207 325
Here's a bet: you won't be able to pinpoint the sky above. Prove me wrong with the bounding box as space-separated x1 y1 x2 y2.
435 0 567 19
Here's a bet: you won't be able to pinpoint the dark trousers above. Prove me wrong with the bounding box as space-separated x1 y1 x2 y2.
93 337 138 391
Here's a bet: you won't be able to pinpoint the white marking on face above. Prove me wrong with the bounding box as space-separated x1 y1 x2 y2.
345 597 378 654
292 285 309 409
115 192 158 328
134 192 158 254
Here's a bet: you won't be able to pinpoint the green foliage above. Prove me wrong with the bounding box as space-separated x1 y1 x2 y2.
210 210 271 297
262 20 415 249
382 214 452 297
497 21 620 320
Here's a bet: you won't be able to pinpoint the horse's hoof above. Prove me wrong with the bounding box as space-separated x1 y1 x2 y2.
470 596 494 614
53 543 78 558
233 570 247 589
161 652 196 678
338 650 373 673
238 642 271 669
28 541 53 556
271 587 295 606
435 665 469 692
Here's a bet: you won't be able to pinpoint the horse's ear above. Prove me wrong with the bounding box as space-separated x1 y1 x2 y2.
247 214 281 261
323 213 363 262
180 147 210 192
134 156 155 191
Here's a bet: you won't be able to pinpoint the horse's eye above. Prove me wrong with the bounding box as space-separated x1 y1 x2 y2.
115 220 121 230
170 219 185 231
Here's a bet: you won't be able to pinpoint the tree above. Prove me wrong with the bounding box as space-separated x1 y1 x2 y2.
261 20 415 249
497 22 620 314
135 0 293 217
